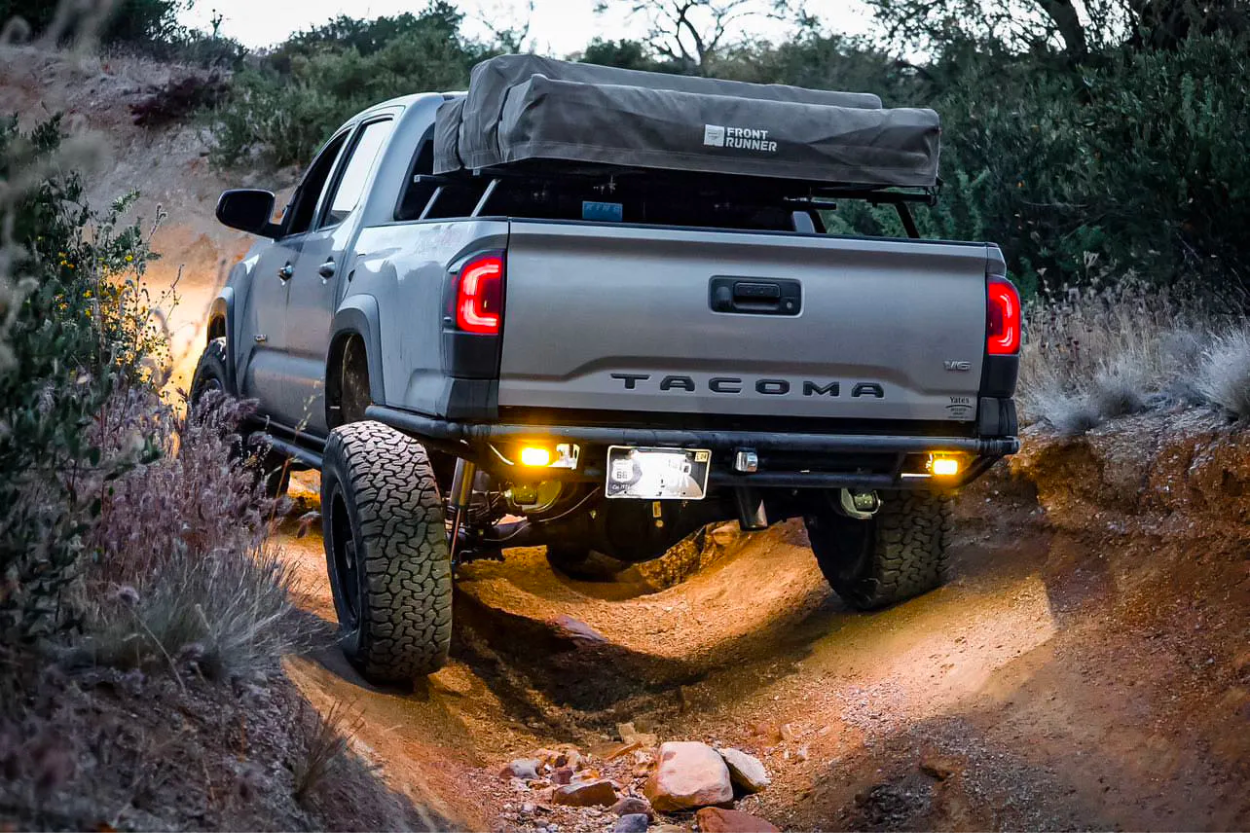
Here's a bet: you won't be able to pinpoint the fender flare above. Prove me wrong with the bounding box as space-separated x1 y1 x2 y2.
328 296 386 411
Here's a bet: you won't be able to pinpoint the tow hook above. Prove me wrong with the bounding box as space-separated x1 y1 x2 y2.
839 489 881 520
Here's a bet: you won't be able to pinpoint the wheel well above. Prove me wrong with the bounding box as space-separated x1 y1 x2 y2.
327 332 372 429
207 315 226 342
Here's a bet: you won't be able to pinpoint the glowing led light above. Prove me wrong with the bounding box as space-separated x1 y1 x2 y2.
932 457 960 476
519 446 552 467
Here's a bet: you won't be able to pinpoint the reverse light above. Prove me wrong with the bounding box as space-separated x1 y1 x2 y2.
986 277 1021 355
519 446 553 467
456 253 504 335
931 456 960 477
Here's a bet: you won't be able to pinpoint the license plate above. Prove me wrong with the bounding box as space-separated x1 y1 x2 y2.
605 446 712 500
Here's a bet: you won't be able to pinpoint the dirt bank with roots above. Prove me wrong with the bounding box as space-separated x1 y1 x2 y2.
274 407 1250 832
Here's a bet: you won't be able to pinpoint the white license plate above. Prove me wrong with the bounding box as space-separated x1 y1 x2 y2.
605 446 712 500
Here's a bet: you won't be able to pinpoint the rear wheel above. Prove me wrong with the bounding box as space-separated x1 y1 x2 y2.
321 421 452 682
189 337 289 497
804 491 952 610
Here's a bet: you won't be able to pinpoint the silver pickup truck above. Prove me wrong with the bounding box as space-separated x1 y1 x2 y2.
192 57 1020 682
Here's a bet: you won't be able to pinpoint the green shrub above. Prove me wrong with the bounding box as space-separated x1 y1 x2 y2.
907 36 1250 294
0 116 161 643
208 3 491 169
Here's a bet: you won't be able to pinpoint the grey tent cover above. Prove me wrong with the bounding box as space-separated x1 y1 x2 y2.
434 55 940 188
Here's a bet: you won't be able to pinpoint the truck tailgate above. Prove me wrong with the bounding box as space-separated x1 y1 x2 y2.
499 221 990 424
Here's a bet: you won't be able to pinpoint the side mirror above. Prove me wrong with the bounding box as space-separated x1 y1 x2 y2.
216 189 281 238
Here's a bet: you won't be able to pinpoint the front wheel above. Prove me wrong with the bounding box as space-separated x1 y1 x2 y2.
804 491 952 610
189 337 289 497
321 421 452 682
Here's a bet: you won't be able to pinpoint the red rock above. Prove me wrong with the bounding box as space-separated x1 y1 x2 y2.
553 779 618 807
643 741 733 812
552 767 573 785
696 807 780 833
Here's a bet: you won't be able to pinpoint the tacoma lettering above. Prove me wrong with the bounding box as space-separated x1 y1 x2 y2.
609 375 882 399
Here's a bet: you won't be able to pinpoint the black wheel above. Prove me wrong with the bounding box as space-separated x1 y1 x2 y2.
189 337 290 498
321 420 452 682
804 491 952 610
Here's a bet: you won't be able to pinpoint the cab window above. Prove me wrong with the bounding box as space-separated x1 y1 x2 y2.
322 119 394 228
284 131 349 236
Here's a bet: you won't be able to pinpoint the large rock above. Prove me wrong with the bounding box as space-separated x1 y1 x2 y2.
553 779 618 807
717 748 769 793
643 741 733 812
695 807 780 833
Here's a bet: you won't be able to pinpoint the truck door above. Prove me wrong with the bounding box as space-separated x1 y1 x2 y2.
285 117 395 436
241 129 349 429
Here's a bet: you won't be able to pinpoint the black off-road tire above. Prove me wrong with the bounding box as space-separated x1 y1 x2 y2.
189 337 289 497
804 491 953 610
321 421 452 682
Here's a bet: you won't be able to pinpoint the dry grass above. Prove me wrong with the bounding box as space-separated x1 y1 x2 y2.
293 699 364 804
1197 330 1250 418
70 388 314 680
1018 280 1249 433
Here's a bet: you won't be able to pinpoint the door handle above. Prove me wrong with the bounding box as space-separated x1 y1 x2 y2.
278 263 293 281
318 260 336 279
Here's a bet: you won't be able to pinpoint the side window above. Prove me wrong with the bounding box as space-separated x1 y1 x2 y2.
322 119 394 228
285 131 349 237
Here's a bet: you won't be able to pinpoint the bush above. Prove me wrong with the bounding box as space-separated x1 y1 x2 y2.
0 116 163 643
907 36 1250 295
207 2 491 169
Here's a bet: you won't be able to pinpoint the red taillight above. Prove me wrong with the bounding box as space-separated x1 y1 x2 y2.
986 277 1020 355
456 253 504 335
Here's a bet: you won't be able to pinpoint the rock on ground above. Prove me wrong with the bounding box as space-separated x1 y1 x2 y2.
613 813 650 833
553 779 618 807
644 741 733 812
500 758 542 780
696 807 780 833
717 748 770 793
611 796 653 818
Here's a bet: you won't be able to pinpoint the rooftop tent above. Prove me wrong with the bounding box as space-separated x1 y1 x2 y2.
434 54 941 188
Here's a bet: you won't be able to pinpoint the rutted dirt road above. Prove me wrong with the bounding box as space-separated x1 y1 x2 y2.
276 469 1250 831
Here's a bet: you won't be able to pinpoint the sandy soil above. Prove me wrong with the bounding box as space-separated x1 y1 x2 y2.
276 465 1250 832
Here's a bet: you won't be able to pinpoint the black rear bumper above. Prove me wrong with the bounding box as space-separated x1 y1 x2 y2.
365 404 1017 490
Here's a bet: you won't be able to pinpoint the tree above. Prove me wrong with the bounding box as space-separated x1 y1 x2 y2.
593 0 776 73
865 0 1248 60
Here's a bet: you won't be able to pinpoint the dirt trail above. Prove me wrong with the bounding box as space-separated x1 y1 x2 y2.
277 471 1250 831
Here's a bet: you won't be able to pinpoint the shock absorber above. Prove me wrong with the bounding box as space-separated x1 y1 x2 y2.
447 457 477 564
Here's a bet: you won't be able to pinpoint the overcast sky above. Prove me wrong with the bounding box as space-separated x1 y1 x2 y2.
178 0 873 55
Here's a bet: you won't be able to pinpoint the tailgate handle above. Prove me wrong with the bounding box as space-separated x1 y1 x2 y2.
710 277 801 316
734 282 781 302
